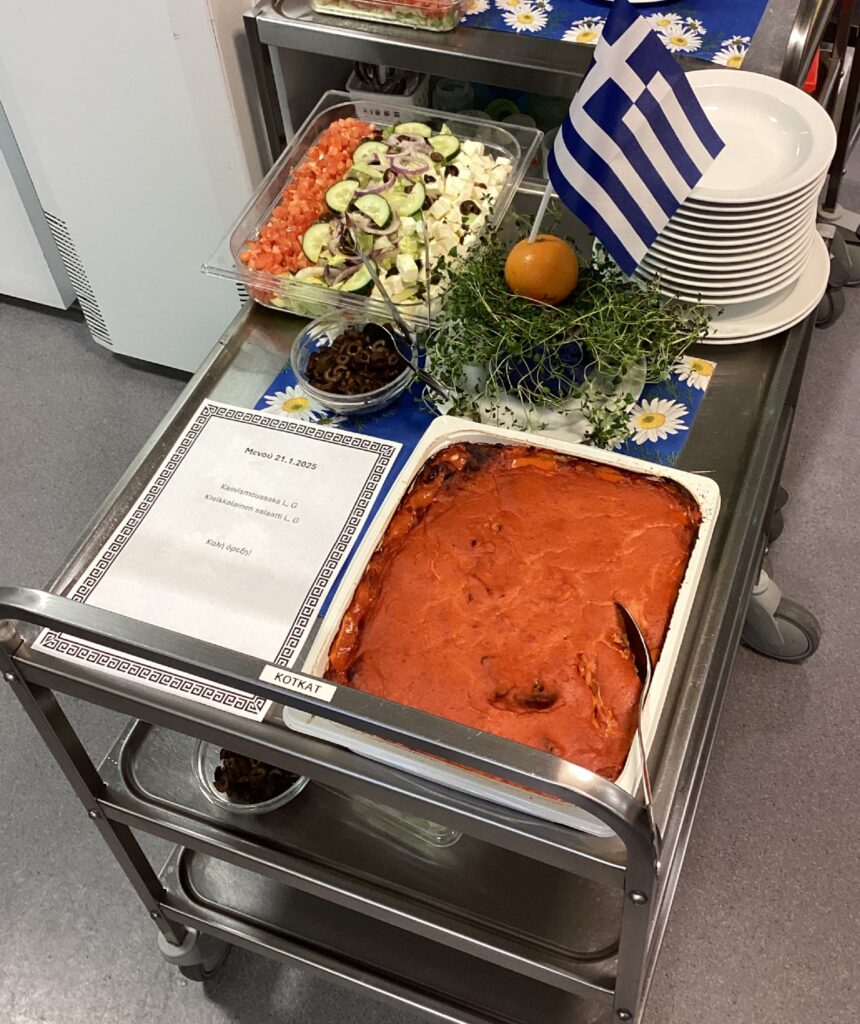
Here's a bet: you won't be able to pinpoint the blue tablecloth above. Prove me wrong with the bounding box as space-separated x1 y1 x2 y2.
460 0 766 67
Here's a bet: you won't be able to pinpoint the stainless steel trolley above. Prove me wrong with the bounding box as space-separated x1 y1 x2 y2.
0 179 820 1022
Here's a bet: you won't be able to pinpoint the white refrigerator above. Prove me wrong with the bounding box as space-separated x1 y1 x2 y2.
0 0 267 372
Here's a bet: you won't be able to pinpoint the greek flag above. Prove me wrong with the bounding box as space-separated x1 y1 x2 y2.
548 0 724 276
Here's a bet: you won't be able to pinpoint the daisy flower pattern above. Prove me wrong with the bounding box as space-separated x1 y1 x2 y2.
462 0 489 13
722 35 751 46
262 385 325 422
646 12 682 32
673 356 716 391
629 398 689 445
502 5 546 31
562 16 605 45
713 43 749 69
660 28 703 53
684 17 705 34
494 0 523 11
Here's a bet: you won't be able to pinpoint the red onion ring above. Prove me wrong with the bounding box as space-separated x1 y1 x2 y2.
391 156 430 175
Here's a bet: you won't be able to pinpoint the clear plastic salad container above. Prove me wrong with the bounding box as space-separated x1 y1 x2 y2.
204 91 542 324
309 0 463 32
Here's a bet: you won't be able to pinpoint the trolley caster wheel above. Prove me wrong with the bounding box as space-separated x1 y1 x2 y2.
178 947 230 982
157 926 231 981
743 595 821 663
766 508 785 545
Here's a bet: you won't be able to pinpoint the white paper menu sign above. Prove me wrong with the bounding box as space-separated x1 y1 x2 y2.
33 401 402 720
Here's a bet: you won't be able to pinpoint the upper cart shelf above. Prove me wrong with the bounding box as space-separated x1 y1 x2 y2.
249 0 834 100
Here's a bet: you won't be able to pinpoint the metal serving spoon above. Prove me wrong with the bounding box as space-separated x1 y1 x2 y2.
616 601 662 866
344 217 448 400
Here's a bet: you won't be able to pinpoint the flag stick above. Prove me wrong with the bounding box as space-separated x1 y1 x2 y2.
528 180 555 243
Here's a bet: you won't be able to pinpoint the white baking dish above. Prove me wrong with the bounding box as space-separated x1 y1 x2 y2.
283 416 721 835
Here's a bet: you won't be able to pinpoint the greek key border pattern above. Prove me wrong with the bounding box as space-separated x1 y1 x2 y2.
37 631 268 717
53 401 399 706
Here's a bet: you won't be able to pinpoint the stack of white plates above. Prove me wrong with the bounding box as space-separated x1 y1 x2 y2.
638 70 837 344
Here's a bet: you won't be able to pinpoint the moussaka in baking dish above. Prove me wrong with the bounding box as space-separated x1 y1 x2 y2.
325 442 701 779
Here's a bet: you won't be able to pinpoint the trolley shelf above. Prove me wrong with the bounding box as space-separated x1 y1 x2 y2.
159 846 614 1024
99 721 621 996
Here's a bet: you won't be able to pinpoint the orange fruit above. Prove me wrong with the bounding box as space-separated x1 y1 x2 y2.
504 234 580 305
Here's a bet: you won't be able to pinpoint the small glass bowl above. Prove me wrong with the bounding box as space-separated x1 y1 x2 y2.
194 740 309 816
290 310 413 416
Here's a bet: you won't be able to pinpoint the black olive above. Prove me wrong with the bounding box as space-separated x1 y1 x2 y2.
415 258 423 269
422 196 432 210
423 173 436 184
404 184 414 194
430 272 441 285
476 182 487 189
460 200 480 216
431 152 444 163
445 165 459 177
386 267 398 278
318 211 335 223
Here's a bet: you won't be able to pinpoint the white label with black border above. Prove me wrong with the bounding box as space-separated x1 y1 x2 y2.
260 664 337 702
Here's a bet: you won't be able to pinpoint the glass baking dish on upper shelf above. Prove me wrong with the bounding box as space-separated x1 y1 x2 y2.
204 90 542 325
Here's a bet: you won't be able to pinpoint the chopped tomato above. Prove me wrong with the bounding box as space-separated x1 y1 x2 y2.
240 117 373 277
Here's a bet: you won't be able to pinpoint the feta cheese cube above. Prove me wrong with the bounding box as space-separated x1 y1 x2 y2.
461 140 484 157
400 217 417 236
430 196 452 218
443 176 460 199
414 219 427 238
383 272 402 294
396 254 419 285
429 239 446 260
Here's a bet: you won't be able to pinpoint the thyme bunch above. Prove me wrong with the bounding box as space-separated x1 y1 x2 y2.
424 235 709 447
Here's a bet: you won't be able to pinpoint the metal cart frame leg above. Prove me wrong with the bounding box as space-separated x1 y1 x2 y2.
0 623 227 972
0 590 663 1021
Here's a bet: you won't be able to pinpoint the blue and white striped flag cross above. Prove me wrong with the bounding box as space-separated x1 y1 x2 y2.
547 0 724 276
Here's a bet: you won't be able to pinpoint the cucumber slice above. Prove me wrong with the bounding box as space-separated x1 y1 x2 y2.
353 194 392 228
394 121 433 138
388 181 425 218
325 179 359 212
429 134 460 160
353 140 389 163
301 221 332 263
351 160 385 181
336 264 374 294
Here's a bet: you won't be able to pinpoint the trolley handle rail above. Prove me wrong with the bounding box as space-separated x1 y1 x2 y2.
0 586 657 868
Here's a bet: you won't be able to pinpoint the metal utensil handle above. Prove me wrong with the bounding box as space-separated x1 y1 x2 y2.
345 218 415 341
636 674 662 868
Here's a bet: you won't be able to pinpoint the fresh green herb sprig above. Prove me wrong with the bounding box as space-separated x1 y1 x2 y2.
424 235 710 447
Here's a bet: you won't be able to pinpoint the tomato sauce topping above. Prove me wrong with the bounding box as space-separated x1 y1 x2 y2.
326 443 701 780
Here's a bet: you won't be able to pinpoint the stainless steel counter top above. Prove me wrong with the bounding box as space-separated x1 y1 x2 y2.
252 0 836 101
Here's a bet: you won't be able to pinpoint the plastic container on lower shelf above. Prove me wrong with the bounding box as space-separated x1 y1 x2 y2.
311 0 463 32
345 791 463 850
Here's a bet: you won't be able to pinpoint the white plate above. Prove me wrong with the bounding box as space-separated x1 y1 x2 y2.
688 70 836 203
702 234 829 340
285 416 721 836
636 244 813 304
671 186 820 226
649 220 815 266
638 240 812 296
642 228 814 282
650 218 812 255
682 174 825 215
660 205 814 243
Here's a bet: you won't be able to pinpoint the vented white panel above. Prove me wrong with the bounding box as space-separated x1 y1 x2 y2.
44 212 111 345
0 1 261 371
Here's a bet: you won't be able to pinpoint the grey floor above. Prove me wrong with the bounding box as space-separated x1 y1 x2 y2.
1 241 859 1022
